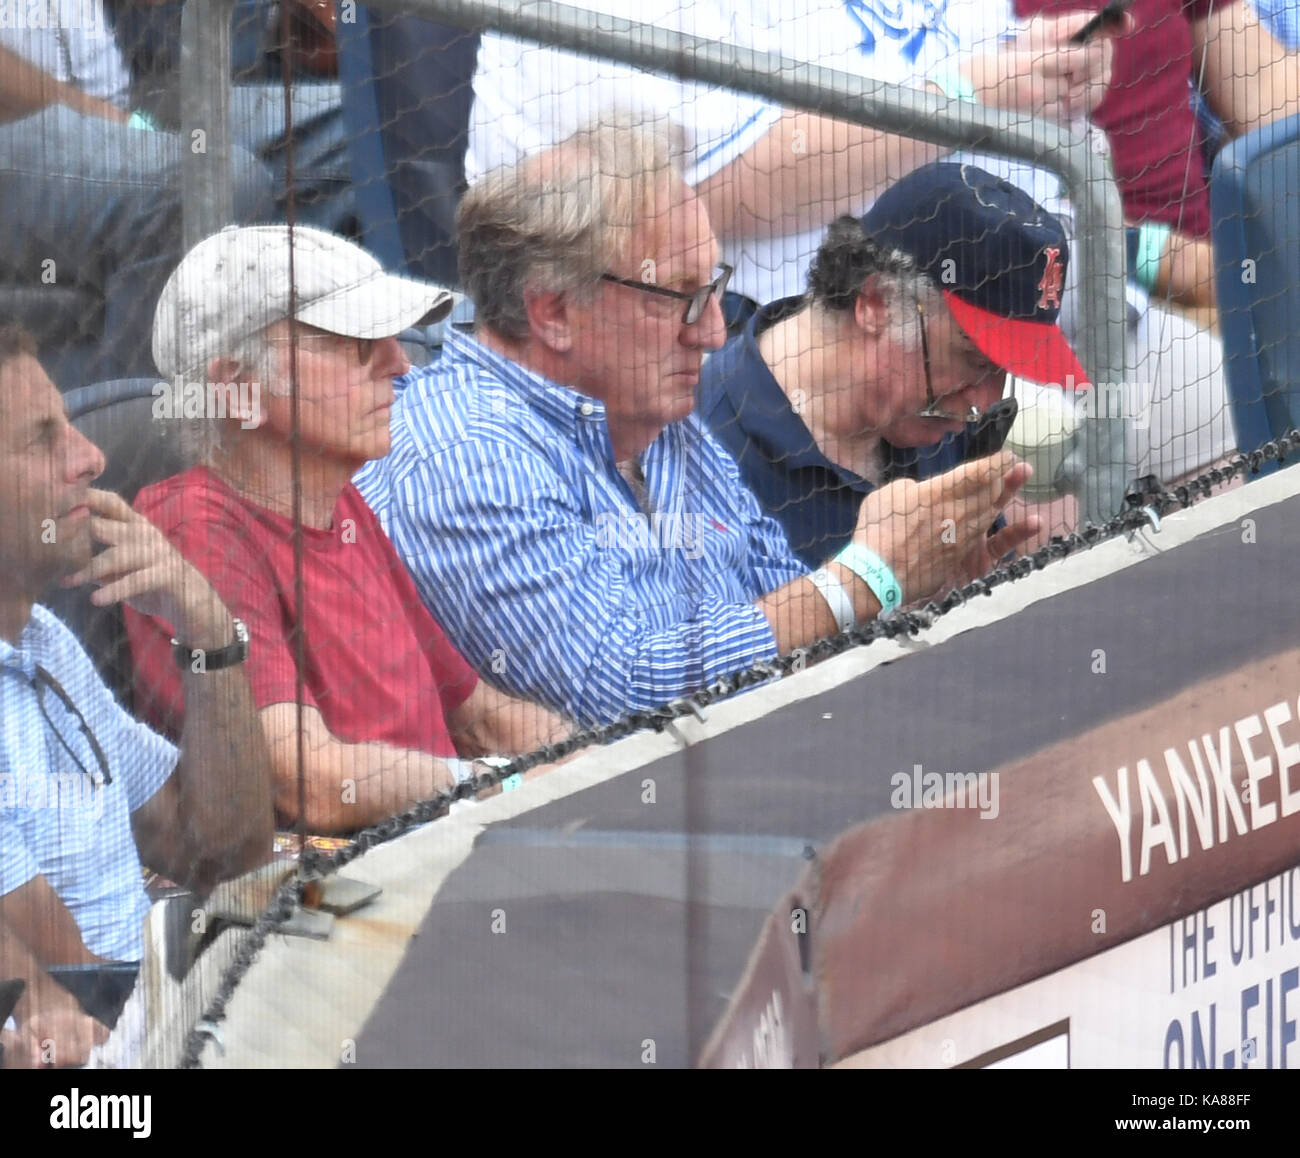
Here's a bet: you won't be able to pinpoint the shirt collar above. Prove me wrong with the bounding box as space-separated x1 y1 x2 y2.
714 298 882 493
438 326 612 439
0 609 44 682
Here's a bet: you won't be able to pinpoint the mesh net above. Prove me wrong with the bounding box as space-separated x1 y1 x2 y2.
0 0 1294 1069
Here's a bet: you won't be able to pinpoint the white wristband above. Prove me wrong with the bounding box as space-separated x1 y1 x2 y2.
808 567 856 634
834 542 904 616
444 757 478 786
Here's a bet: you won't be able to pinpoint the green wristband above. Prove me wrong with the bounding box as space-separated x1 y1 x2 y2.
927 68 977 104
834 542 904 616
1135 221 1171 293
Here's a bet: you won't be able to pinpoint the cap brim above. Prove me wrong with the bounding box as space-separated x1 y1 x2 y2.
943 290 1090 390
296 270 458 337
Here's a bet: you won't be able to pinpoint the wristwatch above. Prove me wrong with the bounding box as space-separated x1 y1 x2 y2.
171 618 250 672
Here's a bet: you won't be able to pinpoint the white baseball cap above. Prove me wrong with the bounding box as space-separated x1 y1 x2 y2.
152 225 458 378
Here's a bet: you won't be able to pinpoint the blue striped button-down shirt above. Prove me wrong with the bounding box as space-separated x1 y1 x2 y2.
1256 0 1300 49
1 605 176 962
355 329 809 726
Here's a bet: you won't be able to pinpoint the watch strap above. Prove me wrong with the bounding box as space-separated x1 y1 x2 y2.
171 617 250 672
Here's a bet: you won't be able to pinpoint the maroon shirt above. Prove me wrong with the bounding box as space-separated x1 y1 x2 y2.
1016 0 1235 237
126 466 478 758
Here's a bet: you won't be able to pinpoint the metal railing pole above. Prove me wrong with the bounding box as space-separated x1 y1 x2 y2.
180 0 238 249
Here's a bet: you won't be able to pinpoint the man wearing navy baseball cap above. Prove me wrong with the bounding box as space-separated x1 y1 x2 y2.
698 161 1089 569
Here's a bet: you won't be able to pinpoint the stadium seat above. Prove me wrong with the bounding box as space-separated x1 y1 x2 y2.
1210 111 1300 475
14 286 103 393
45 378 194 709
336 7 480 287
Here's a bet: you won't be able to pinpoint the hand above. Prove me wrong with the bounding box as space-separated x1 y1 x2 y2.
1 1003 109 1068
63 489 233 649
947 498 1043 597
852 451 1037 603
973 10 1128 122
68 92 130 124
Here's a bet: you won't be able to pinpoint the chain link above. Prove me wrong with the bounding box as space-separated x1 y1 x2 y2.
176 432 1299 1067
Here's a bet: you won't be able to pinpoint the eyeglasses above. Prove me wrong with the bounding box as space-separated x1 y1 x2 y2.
271 328 377 366
913 298 992 423
600 263 733 325
916 298 938 416
32 665 111 787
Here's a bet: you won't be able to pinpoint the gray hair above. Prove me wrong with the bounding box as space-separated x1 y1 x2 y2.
457 116 684 341
176 327 287 461
883 267 945 355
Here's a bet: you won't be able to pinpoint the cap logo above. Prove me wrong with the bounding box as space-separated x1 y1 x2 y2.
1036 246 1063 311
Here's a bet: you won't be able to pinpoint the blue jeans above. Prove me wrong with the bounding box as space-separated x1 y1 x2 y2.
113 0 353 231
228 83 353 233
0 104 276 383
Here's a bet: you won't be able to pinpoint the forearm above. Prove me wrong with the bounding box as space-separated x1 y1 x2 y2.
1213 49 1300 136
697 109 944 241
0 876 98 968
293 742 454 833
450 684 570 759
173 610 275 887
0 45 120 121
1202 5 1300 137
266 710 455 833
758 564 881 656
1237 45 1300 134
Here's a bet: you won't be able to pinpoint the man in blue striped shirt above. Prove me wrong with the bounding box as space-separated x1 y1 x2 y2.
357 122 1035 726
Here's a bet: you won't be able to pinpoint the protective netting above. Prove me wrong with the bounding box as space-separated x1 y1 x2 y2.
1 0 1298 1070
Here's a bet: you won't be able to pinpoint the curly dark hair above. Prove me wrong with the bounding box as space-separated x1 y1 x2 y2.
805 216 917 311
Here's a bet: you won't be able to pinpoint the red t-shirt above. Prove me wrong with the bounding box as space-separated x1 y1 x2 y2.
1016 0 1233 237
125 466 478 754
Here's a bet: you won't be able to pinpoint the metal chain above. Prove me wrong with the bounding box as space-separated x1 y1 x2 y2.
177 432 1299 1067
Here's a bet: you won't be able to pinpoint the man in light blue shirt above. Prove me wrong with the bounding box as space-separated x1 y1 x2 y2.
1255 0 1300 48
357 122 1034 726
0 324 274 1067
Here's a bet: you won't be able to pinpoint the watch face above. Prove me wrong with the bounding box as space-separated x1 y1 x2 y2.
233 618 250 645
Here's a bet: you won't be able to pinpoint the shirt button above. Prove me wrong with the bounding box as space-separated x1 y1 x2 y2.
579 402 595 417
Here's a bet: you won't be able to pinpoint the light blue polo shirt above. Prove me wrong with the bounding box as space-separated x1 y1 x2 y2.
0 605 176 962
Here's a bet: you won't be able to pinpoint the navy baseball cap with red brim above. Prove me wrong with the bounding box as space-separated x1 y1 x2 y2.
861 162 1091 390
